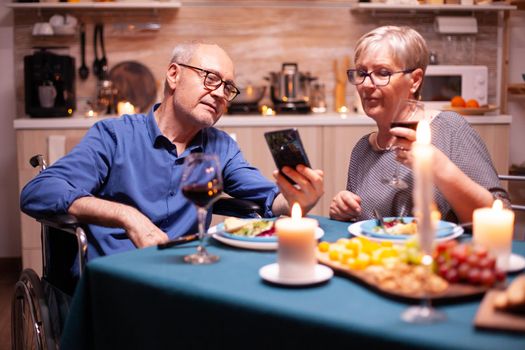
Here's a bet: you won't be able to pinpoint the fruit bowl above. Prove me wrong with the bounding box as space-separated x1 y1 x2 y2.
442 104 499 116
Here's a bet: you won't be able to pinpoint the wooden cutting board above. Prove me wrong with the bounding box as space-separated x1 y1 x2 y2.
474 290 525 333
317 251 487 303
109 61 157 113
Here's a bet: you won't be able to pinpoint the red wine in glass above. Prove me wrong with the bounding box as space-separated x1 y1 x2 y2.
180 153 223 264
182 183 223 208
390 121 419 131
382 99 425 190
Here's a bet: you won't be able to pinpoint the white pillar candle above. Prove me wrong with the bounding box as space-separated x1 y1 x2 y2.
473 199 515 271
117 101 135 115
276 203 317 279
412 119 435 254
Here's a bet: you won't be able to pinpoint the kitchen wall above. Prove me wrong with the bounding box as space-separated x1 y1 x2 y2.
12 2 501 117
0 0 20 258
2 1 523 257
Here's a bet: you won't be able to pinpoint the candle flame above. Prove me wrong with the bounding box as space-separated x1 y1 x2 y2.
291 202 302 220
337 106 349 113
492 199 503 210
416 119 431 145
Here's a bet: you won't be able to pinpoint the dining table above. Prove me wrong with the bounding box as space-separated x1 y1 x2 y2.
60 216 525 350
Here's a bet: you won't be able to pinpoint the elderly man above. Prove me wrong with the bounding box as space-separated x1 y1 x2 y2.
20 42 324 261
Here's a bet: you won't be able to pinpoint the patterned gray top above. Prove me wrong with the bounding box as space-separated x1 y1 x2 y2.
346 111 509 223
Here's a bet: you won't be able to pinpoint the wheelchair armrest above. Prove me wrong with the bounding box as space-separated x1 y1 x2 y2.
212 197 263 218
38 214 80 230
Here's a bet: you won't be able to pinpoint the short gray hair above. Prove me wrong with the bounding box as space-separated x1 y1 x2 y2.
354 26 429 98
168 42 201 65
165 41 224 96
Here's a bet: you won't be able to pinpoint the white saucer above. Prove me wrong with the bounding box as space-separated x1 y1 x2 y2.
506 253 525 273
259 263 333 286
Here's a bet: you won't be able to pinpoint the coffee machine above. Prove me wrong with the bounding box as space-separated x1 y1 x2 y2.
24 48 76 118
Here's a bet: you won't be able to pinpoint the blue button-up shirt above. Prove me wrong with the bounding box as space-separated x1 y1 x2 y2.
21 104 279 260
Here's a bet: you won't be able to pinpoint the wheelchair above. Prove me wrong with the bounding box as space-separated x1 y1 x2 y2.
11 154 262 350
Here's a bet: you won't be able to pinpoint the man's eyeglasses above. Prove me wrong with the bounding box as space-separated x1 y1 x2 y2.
346 68 416 87
177 63 240 102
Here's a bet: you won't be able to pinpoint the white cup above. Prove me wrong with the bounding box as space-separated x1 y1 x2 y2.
32 22 54 36
38 83 57 108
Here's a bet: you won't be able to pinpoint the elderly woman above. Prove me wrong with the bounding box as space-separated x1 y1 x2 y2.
329 26 509 224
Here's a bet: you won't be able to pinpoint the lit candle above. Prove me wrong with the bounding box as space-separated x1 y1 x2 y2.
412 119 435 254
275 203 318 279
337 105 349 114
261 105 276 116
117 101 136 115
473 199 515 270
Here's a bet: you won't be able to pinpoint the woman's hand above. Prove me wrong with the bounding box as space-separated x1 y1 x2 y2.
273 164 324 215
390 126 417 167
329 190 362 221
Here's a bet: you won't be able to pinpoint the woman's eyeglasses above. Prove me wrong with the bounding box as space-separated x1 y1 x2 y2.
347 68 416 87
177 63 240 102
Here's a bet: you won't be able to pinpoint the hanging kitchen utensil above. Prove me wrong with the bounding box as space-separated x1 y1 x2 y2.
93 24 101 79
109 61 157 113
78 23 89 80
99 23 108 79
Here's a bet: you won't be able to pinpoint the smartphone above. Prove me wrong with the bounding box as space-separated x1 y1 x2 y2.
264 128 311 184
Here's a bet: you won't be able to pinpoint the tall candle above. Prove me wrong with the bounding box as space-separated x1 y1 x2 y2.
275 203 317 279
412 119 435 254
473 199 514 270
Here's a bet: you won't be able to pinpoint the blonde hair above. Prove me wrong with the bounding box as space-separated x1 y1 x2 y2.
354 26 429 98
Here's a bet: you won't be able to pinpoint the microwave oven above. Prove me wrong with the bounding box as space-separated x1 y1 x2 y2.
421 65 488 110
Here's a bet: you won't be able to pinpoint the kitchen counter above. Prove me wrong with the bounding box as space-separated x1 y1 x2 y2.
13 113 512 129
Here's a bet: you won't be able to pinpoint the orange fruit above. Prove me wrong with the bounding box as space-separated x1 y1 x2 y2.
465 99 480 108
451 96 466 108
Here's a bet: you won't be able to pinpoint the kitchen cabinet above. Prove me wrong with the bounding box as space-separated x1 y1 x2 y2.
16 128 89 275
14 115 511 273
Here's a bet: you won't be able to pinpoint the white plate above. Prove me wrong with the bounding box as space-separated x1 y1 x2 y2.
259 263 333 286
211 226 324 251
347 220 464 243
506 253 525 273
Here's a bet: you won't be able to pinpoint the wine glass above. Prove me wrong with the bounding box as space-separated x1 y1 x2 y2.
401 211 446 323
382 99 426 190
181 153 223 264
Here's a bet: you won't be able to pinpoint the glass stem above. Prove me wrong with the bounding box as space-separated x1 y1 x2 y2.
421 254 433 311
392 163 400 184
197 206 208 255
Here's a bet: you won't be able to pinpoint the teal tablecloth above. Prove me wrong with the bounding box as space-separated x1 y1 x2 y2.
61 216 525 349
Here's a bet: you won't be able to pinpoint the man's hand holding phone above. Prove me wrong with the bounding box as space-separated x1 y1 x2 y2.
265 129 324 215
273 164 324 215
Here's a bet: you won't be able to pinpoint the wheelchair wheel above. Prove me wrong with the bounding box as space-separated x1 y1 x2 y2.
11 269 57 350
